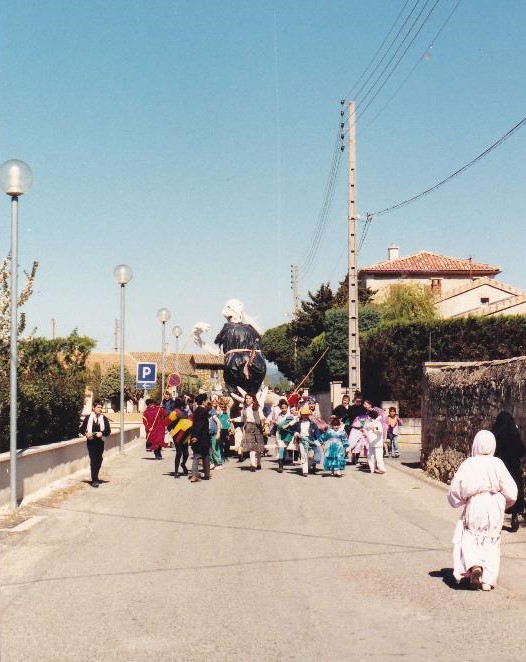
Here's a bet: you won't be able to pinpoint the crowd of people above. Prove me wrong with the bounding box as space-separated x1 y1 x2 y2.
138 388 403 481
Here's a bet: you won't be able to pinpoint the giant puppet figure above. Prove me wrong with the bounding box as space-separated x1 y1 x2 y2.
192 299 266 398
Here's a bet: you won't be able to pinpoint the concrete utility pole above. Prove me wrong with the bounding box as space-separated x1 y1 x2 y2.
290 264 300 314
347 101 360 391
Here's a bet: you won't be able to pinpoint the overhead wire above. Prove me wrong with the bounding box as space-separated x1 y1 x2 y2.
344 0 415 102
298 0 451 282
360 0 464 134
341 0 442 136
299 1 424 279
354 0 442 124
299 122 344 277
351 0 431 112
367 112 526 219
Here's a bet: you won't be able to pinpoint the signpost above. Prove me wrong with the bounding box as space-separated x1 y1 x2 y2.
167 372 181 396
136 362 157 390
168 372 181 388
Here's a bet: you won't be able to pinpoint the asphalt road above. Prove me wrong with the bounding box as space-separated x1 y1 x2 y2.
1 440 525 662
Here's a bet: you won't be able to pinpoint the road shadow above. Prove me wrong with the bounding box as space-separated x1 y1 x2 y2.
429 567 471 591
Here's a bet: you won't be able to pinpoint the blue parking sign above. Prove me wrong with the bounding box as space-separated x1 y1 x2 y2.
137 362 157 386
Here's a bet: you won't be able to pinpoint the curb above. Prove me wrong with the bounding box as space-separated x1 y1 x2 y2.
384 455 449 492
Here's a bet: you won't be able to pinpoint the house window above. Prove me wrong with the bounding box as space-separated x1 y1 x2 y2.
210 369 219 380
480 297 489 304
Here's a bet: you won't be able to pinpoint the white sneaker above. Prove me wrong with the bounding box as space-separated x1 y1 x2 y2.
216 465 224 471
481 583 492 591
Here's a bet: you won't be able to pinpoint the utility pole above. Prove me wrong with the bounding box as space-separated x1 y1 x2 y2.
290 264 299 314
347 101 360 392
50 318 56 339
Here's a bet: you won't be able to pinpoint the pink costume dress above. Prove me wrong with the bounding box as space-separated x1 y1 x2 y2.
448 430 517 587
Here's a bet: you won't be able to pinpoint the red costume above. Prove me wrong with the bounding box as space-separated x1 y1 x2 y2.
142 404 168 452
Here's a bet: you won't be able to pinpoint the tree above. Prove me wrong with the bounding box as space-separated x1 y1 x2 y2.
0 332 95 451
88 362 102 402
325 308 347 383
0 256 38 342
288 283 335 344
99 364 135 412
334 272 377 307
380 283 438 324
359 303 382 332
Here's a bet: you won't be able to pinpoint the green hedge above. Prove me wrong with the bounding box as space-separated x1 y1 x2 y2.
0 333 95 452
360 316 526 416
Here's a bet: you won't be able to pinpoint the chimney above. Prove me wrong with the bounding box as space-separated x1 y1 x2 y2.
388 244 399 262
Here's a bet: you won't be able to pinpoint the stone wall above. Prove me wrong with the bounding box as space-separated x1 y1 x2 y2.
421 356 526 483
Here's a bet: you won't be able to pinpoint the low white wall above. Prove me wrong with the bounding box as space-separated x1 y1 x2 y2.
0 425 141 507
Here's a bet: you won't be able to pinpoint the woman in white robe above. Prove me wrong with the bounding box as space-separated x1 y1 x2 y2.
448 430 517 590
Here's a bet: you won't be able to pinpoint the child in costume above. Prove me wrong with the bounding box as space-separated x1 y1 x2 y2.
348 412 369 465
320 416 349 477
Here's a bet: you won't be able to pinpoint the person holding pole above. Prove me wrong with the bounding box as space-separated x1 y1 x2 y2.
142 398 168 460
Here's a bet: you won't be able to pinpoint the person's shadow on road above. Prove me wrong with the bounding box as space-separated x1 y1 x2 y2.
429 568 471 590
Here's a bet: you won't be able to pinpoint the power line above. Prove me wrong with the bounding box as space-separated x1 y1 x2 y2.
368 112 526 219
342 0 440 130
299 115 345 277
354 0 442 125
344 0 415 101
360 0 463 134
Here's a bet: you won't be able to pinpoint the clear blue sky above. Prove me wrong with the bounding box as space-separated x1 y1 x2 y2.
1 0 525 353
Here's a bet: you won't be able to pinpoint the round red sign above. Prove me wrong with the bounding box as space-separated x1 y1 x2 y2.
168 372 181 387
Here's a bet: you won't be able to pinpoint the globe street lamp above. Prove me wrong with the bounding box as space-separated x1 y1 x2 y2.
157 308 171 397
172 324 182 355
0 160 33 511
114 264 133 453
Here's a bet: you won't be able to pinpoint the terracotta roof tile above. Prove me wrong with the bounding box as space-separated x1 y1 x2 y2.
191 354 225 367
130 352 196 376
361 251 500 275
87 352 200 377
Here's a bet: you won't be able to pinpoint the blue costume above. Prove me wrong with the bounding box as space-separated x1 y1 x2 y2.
320 428 348 472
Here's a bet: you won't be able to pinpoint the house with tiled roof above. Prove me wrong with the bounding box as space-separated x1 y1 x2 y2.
360 245 501 302
360 245 526 319
435 278 526 318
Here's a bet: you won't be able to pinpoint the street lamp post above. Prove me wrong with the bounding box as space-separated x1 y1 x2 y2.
0 160 33 511
172 324 182 356
157 308 171 397
113 264 133 454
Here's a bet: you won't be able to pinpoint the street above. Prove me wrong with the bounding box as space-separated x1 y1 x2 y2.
1 440 525 662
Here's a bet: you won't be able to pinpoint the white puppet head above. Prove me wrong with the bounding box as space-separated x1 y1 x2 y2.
222 299 244 323
221 298 261 333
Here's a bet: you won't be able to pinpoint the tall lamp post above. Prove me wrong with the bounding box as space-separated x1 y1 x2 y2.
113 264 133 454
172 324 182 355
0 160 33 511
157 308 171 397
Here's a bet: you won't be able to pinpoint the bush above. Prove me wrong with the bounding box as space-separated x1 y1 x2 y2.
360 315 526 415
0 333 95 451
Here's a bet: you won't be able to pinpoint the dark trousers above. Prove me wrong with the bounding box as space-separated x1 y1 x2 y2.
219 429 231 459
174 444 189 474
87 438 104 482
